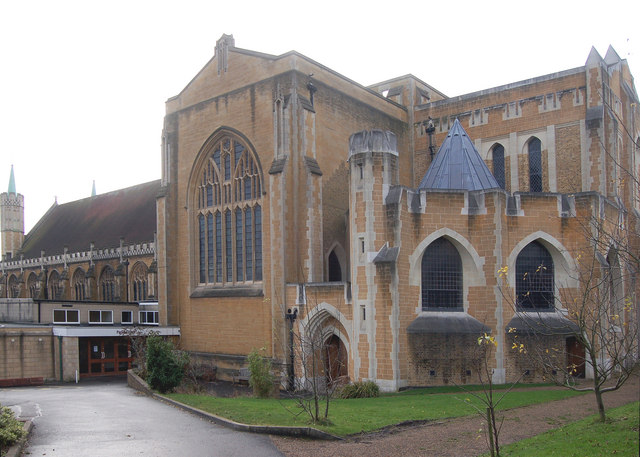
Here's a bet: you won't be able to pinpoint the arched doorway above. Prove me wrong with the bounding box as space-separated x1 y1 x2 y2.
323 334 348 385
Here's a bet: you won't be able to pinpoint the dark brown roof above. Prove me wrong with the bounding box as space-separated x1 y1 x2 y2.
20 180 160 258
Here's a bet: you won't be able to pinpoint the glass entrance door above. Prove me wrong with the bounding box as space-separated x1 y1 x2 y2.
81 337 133 377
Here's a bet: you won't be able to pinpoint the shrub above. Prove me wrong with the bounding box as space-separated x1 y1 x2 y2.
247 348 275 398
339 381 380 399
146 335 189 393
0 405 26 451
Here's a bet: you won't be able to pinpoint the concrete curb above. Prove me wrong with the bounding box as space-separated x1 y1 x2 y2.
4 420 33 457
127 370 342 441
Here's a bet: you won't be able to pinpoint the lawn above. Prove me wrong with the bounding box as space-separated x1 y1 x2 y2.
493 401 640 457
166 385 583 437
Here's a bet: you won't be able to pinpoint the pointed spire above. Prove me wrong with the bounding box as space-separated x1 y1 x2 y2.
585 46 603 67
418 119 500 191
604 46 622 66
91 180 96 197
8 165 16 194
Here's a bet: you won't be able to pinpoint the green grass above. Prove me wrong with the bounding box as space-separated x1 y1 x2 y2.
493 401 639 457
166 386 583 437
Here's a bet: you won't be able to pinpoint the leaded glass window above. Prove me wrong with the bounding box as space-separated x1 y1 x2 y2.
492 143 505 190
72 268 86 300
49 270 61 299
100 266 116 302
421 238 463 310
131 262 149 302
528 138 542 192
8 274 20 298
516 241 554 309
27 272 38 298
196 134 263 285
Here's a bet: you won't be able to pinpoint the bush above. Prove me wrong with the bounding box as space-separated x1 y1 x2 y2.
247 348 275 398
146 335 189 393
339 381 380 399
0 405 26 451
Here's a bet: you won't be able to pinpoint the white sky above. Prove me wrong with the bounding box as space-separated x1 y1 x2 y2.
1 0 638 233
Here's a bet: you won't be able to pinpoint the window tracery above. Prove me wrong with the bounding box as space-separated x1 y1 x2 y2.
196 134 263 286
99 266 115 301
131 262 149 302
49 270 61 299
72 268 86 300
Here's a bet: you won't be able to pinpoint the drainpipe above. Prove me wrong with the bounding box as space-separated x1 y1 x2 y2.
285 308 298 391
58 335 63 382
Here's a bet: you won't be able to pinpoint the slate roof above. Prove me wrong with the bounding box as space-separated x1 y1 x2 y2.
506 312 580 335
20 180 161 258
407 312 491 334
418 119 500 191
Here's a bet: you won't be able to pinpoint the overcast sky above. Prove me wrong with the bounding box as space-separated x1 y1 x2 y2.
1 0 638 233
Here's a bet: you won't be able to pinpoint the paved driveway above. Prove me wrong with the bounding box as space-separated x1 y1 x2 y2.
0 377 283 457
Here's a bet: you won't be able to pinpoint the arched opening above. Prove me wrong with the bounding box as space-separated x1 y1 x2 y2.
27 272 38 298
48 270 61 300
99 266 115 302
131 262 149 302
528 137 543 192
421 237 463 310
323 334 348 385
515 240 554 309
491 143 506 190
8 274 20 298
328 250 342 282
73 268 86 300
192 130 264 287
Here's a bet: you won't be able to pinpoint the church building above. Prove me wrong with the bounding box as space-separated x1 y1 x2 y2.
2 34 638 389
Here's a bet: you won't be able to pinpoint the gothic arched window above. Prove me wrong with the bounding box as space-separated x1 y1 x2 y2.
49 270 61 300
8 274 20 298
516 241 554 309
131 262 149 302
99 266 115 302
421 238 463 310
492 143 506 190
196 134 263 286
328 250 342 282
27 272 38 298
72 268 86 301
528 137 542 192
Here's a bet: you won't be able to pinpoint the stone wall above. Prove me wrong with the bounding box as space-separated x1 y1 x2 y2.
0 327 55 383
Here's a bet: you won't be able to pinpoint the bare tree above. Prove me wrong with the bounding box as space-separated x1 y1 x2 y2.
457 333 526 457
502 197 639 423
280 284 347 425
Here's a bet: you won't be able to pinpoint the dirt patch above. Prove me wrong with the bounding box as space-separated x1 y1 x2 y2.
272 374 639 457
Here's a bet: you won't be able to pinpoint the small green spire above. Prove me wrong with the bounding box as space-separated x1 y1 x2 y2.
91 180 96 197
8 165 16 194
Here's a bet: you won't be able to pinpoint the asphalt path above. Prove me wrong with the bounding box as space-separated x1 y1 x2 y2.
0 377 283 457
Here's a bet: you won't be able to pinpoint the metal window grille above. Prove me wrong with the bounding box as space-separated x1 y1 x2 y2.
421 238 462 309
492 144 506 189
515 241 554 309
528 138 542 192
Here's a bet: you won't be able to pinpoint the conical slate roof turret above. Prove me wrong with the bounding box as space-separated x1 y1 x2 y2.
418 119 499 191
